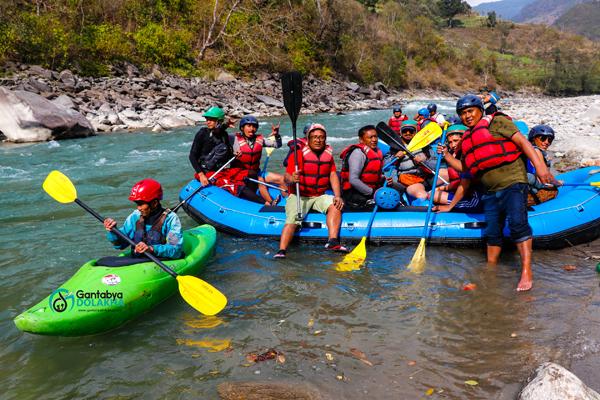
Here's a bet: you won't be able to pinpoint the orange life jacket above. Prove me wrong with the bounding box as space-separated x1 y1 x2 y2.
231 133 264 171
291 145 334 197
340 144 383 191
461 113 522 177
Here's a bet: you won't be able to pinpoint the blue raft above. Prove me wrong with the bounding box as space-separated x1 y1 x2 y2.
179 167 600 249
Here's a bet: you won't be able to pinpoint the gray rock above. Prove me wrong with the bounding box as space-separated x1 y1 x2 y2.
216 71 236 82
157 115 189 130
52 94 76 110
58 70 76 88
28 65 54 80
255 94 283 108
518 362 600 400
0 87 94 142
346 82 360 91
28 78 52 93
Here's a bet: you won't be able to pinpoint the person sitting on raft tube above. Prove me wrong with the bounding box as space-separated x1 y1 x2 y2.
427 103 446 126
274 123 347 259
282 122 312 167
439 94 556 292
230 115 283 205
340 125 384 209
388 119 435 202
388 104 408 134
103 179 183 260
526 124 560 206
431 124 483 212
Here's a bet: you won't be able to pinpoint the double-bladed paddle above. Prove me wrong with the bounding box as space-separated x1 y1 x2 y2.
42 170 227 316
281 71 303 220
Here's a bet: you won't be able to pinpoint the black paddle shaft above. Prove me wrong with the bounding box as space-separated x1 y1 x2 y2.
281 71 303 220
375 122 436 175
74 198 178 278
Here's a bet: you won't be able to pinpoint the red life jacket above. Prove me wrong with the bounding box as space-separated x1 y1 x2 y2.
461 112 522 177
232 132 264 171
388 116 407 134
418 118 437 131
340 144 383 191
291 145 334 197
287 137 307 150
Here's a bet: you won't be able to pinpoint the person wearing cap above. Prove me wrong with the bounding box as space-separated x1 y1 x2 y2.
229 115 283 205
427 103 446 126
274 123 347 259
440 94 555 292
189 106 236 188
432 124 482 212
388 104 408 134
526 124 560 205
103 179 183 260
339 125 384 209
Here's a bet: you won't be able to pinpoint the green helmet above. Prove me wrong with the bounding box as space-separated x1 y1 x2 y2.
446 124 467 136
400 119 418 132
203 106 225 121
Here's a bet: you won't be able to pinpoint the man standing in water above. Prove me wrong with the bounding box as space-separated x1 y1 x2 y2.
445 95 555 291
274 123 346 259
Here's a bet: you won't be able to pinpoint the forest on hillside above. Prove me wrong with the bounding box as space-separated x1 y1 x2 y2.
1 0 599 95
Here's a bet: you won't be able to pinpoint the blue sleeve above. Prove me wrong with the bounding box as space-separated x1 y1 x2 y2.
152 212 183 259
106 211 139 250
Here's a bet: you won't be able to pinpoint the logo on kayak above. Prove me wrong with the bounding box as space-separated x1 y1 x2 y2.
49 288 75 313
49 288 124 312
102 274 121 286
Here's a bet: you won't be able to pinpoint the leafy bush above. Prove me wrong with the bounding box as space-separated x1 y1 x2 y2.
133 23 193 69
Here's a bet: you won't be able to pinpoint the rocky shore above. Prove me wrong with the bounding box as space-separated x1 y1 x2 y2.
1 63 599 166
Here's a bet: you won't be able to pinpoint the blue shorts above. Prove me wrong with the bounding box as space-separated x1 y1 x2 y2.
482 183 532 246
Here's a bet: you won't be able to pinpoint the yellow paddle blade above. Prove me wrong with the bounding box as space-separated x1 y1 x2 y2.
176 275 227 316
265 147 276 156
592 182 600 187
42 170 78 203
407 123 442 152
407 238 426 274
335 237 366 271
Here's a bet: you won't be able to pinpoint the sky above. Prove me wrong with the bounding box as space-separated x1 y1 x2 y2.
466 0 499 5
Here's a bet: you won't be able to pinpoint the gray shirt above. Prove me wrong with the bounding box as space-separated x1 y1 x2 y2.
347 149 374 196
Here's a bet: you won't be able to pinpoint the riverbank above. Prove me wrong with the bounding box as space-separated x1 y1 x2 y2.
1 63 599 165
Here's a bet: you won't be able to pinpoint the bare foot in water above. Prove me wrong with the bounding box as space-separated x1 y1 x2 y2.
517 269 533 291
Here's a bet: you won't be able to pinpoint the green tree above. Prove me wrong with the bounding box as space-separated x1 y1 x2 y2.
437 0 469 27
487 11 497 28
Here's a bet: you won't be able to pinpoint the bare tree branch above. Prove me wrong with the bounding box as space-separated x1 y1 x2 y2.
197 0 242 61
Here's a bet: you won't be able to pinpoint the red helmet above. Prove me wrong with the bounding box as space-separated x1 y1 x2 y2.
128 179 163 202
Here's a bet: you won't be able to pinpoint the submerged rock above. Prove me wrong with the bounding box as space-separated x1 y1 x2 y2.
217 381 325 400
518 362 600 400
0 87 94 142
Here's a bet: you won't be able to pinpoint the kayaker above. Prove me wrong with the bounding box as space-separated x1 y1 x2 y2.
439 94 555 292
230 115 283 205
274 123 347 259
431 124 482 212
526 124 559 205
340 125 384 209
189 106 238 191
427 103 446 126
388 104 408 134
282 122 311 167
103 179 183 260
388 119 434 202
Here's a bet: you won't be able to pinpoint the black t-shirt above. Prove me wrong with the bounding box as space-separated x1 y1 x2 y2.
188 126 234 173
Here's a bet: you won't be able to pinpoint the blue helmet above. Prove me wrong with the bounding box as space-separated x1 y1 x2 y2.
447 115 462 125
239 115 259 130
456 94 484 114
427 103 437 114
393 104 402 113
528 124 555 142
302 122 313 136
418 108 430 118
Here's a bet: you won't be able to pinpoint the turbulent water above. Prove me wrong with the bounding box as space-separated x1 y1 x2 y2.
2 104 600 399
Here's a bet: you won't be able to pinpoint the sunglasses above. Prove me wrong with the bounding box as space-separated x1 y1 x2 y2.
537 136 553 144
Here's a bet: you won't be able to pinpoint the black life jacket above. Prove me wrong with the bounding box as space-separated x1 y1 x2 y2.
132 208 168 256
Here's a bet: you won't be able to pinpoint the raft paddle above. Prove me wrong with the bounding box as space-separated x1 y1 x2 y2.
558 182 600 187
245 177 289 193
281 71 303 220
42 170 227 316
406 122 442 153
261 147 276 178
170 155 237 213
407 127 448 274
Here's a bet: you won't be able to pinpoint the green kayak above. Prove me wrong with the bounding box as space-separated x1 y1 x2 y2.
14 225 217 336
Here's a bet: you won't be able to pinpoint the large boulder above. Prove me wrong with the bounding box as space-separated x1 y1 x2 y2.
0 88 95 142
518 362 600 400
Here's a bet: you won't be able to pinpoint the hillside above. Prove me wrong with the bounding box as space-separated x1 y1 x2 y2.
514 0 585 24
474 0 536 20
554 1 600 40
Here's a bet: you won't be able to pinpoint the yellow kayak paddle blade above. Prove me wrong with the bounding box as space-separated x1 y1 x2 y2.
43 170 78 203
591 181 600 187
407 238 426 274
177 275 227 316
335 237 366 271
407 123 442 152
265 147 276 156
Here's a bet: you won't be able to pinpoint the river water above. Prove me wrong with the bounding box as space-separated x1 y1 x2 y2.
2 105 600 399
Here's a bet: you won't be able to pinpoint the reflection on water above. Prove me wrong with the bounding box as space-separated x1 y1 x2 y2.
2 110 600 399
